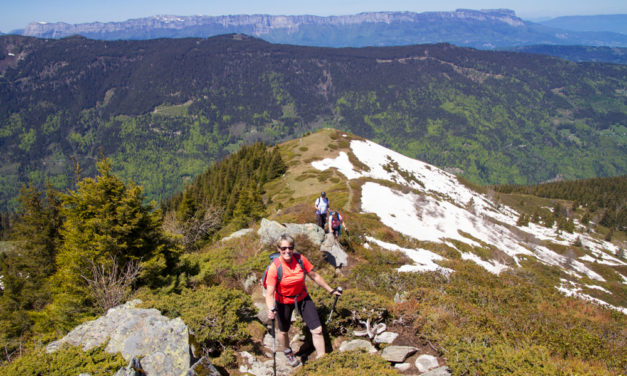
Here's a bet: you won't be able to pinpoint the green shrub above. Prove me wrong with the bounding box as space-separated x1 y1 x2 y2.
310 288 392 335
295 350 399 376
0 343 125 376
447 342 559 376
137 285 257 352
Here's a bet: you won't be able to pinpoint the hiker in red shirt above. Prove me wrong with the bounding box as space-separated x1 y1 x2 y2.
265 234 342 366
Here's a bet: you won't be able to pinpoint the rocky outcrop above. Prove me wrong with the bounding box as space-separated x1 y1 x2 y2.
257 218 325 246
46 300 203 376
320 233 348 267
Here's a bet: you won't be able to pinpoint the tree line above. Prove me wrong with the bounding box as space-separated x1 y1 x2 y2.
496 175 626 232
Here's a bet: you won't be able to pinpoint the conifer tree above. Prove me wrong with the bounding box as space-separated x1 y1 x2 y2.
0 184 62 354
48 158 177 331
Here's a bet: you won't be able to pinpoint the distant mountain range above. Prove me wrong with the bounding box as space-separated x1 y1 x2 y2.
15 9 627 50
539 14 627 35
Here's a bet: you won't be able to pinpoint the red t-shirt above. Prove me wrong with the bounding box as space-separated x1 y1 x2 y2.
266 254 314 304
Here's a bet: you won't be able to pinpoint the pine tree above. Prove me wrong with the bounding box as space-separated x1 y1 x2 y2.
48 158 177 331
0 183 62 354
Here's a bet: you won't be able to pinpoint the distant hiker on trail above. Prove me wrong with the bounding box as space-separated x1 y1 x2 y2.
265 234 342 366
328 209 348 240
315 192 329 230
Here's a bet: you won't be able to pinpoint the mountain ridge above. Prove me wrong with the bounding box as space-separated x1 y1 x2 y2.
0 34 625 212
16 9 627 49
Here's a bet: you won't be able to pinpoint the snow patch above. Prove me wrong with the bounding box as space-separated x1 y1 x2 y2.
460 252 508 275
365 236 452 275
311 151 362 180
558 280 626 314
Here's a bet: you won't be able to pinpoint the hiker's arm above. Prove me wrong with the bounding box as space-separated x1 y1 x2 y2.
265 283 277 319
308 271 341 296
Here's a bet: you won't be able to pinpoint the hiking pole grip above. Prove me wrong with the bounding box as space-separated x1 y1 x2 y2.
326 287 343 325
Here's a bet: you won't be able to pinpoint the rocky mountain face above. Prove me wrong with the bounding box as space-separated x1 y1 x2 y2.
19 9 627 49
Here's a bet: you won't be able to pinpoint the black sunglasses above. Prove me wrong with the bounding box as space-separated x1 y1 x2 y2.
278 246 294 251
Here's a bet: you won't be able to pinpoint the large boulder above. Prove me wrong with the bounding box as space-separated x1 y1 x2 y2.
320 233 349 267
258 218 325 246
47 300 190 376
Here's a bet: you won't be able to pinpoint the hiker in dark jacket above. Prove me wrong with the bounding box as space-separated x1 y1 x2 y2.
314 192 329 230
265 234 341 365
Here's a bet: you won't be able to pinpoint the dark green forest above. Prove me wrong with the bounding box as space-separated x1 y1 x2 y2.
495 175 627 232
0 34 625 211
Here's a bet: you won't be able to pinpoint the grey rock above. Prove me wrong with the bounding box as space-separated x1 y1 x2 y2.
320 233 348 267
394 363 411 371
255 301 269 323
374 331 399 344
338 339 377 353
186 356 220 376
415 354 439 372
257 218 325 246
239 350 295 376
47 300 190 376
381 345 418 363
243 273 258 291
420 366 452 376
222 228 253 242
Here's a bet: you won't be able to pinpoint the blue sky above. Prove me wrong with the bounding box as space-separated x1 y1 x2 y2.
2 0 626 33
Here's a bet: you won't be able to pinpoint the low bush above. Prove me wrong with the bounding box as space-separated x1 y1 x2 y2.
137 285 257 353
0 343 125 376
295 350 399 376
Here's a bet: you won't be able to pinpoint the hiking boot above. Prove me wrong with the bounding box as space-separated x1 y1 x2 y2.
284 348 300 367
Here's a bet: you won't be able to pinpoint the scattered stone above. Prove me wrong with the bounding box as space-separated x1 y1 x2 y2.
186 356 221 376
394 291 408 303
255 301 269 323
243 273 258 291
47 300 190 376
415 354 439 372
221 228 253 242
320 233 349 267
374 331 399 344
239 350 295 376
339 339 377 353
381 345 418 363
394 363 411 371
420 365 452 376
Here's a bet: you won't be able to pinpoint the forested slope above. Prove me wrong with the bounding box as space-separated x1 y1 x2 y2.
0 34 625 210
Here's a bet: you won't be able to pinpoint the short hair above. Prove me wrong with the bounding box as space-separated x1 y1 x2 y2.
276 233 295 248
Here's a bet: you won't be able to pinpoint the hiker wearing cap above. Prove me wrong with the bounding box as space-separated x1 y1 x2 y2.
328 209 348 240
265 234 342 365
315 192 329 230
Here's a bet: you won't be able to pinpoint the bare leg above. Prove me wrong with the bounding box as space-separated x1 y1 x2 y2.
311 326 325 358
278 330 289 351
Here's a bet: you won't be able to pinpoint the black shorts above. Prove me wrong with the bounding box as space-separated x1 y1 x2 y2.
275 295 321 332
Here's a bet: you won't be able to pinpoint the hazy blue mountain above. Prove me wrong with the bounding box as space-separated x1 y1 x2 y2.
539 15 627 35
504 45 627 64
20 10 627 49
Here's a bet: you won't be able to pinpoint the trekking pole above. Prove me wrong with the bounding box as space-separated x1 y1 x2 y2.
271 311 277 376
326 287 343 325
